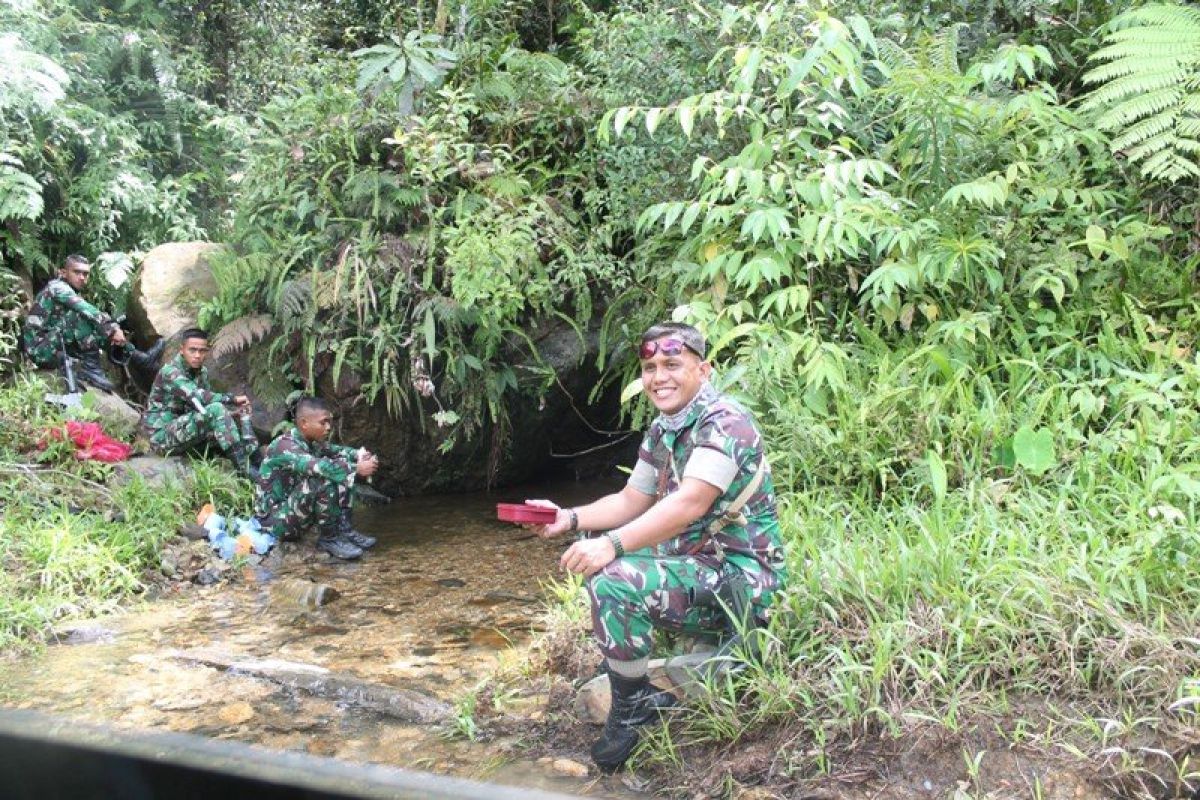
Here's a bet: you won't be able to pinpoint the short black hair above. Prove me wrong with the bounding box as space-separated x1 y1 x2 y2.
294 396 329 421
178 327 209 343
639 321 706 359
64 254 90 269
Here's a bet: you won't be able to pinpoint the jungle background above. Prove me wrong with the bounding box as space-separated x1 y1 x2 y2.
2 0 1200 796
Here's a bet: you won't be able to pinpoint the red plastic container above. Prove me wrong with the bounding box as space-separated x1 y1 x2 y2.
496 502 558 524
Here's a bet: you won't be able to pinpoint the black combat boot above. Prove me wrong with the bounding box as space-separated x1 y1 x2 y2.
338 511 376 549
590 673 678 773
75 350 115 392
316 525 363 560
128 338 165 371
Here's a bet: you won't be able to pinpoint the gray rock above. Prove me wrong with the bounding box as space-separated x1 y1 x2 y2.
84 389 141 440
49 622 118 646
269 579 340 609
126 242 225 344
111 456 190 487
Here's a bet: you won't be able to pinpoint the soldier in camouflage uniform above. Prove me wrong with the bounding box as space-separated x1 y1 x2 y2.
22 254 162 392
528 321 787 772
142 328 258 474
253 396 380 560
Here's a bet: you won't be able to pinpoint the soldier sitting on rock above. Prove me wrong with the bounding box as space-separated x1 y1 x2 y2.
253 396 379 561
142 328 259 475
22 254 163 392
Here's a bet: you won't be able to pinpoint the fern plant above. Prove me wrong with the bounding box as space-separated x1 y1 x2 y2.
1081 4 1200 182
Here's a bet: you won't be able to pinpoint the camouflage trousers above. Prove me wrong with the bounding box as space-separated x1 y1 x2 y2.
23 310 127 368
255 477 351 540
586 553 779 662
149 402 253 458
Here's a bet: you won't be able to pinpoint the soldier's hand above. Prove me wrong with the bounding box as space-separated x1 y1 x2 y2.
109 329 128 347
560 536 616 577
233 395 251 408
357 457 379 478
524 499 571 539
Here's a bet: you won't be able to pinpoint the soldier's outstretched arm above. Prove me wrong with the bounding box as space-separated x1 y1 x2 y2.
47 281 118 338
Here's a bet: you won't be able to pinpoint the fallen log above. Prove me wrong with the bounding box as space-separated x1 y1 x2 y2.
170 648 450 725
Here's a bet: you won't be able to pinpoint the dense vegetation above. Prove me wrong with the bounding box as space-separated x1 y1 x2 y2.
3 0 1200 795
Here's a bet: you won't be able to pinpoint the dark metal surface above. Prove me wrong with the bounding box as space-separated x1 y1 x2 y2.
0 707 581 800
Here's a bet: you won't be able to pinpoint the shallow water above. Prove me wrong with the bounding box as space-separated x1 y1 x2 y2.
0 479 640 797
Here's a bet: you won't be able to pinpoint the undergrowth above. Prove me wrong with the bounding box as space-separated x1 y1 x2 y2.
0 374 252 653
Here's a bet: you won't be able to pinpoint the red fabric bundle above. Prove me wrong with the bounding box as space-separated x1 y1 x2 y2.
44 421 134 463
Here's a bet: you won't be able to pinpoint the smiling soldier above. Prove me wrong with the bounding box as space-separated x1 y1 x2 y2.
527 321 788 772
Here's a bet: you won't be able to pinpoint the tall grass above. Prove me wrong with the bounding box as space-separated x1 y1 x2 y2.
0 375 253 652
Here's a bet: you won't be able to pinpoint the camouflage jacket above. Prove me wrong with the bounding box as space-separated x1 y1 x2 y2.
627 382 786 581
254 425 359 512
142 353 231 434
22 278 118 350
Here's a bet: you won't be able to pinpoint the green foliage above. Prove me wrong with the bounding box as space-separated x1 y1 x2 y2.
0 375 253 651
1081 3 1200 183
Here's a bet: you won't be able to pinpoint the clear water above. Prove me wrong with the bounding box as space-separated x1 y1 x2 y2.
0 479 641 797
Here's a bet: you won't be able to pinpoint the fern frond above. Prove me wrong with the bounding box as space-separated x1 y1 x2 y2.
274 279 310 321
875 38 916 73
212 314 275 360
930 23 966 75
1081 3 1200 183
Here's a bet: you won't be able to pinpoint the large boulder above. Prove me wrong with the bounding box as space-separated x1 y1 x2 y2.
127 242 225 345
319 317 630 495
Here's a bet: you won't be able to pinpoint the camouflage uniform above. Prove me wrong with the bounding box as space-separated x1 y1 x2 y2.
587 382 787 662
21 278 122 367
142 353 254 458
254 425 359 539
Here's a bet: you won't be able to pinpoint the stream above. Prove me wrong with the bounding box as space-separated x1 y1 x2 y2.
0 479 642 798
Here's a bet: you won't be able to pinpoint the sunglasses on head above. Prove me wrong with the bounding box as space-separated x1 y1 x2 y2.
638 337 699 359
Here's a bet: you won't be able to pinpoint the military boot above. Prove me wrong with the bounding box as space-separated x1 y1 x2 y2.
75 350 115 393
128 338 165 372
316 525 363 560
590 673 677 773
338 511 376 549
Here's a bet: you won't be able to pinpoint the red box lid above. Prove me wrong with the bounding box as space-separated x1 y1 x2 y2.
496 503 558 524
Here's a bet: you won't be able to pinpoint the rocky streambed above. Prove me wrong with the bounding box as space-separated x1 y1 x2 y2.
0 480 641 798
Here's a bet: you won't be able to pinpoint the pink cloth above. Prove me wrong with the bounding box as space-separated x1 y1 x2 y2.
44 421 134 463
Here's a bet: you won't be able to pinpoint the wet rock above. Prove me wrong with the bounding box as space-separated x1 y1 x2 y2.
436 578 466 588
178 522 208 541
171 648 451 724
48 622 118 646
322 317 629 495
270 579 340 609
85 390 141 440
217 702 255 725
194 566 224 586
551 758 589 778
112 456 190 488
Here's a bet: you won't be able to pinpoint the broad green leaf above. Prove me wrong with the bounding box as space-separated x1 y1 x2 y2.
1013 425 1055 474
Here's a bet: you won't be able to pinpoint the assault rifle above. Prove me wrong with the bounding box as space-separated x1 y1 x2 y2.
43 333 83 409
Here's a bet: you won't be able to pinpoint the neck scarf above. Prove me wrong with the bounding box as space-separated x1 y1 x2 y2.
658 381 718 432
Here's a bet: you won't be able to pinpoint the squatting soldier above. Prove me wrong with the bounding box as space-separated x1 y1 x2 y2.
22 254 162 392
142 328 258 474
253 396 380 560
529 321 788 772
